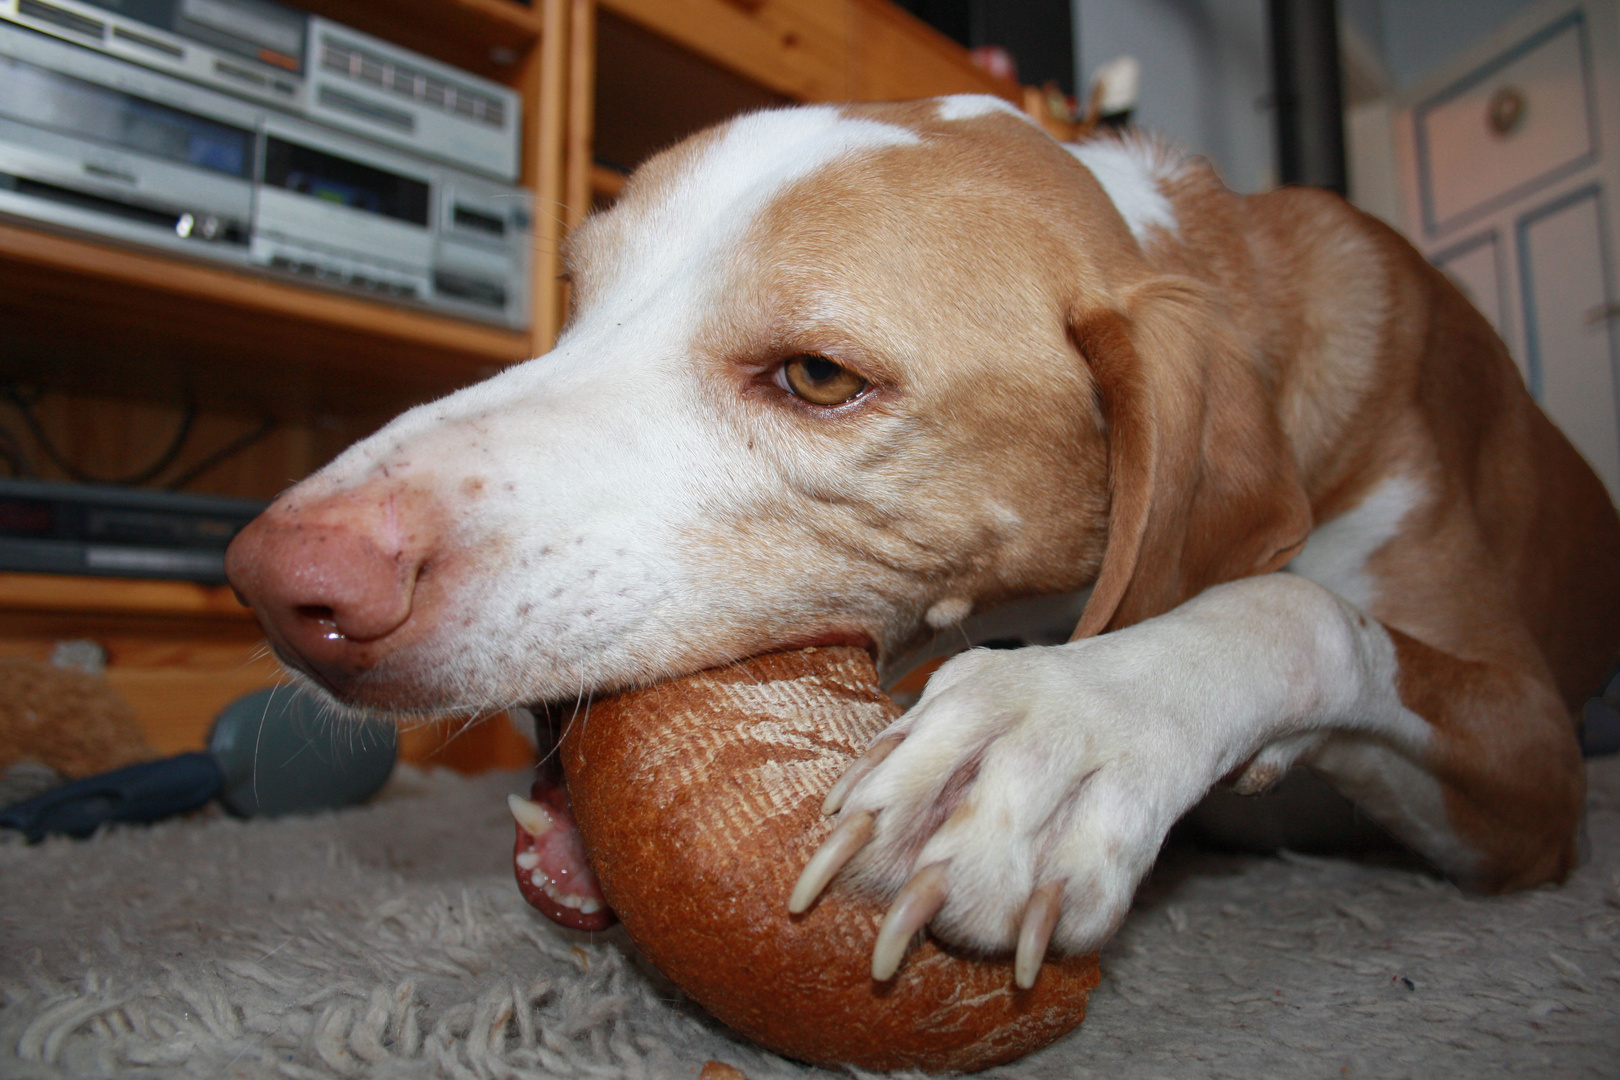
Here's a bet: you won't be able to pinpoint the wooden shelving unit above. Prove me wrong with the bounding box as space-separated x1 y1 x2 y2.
0 573 278 756
586 0 1018 203
0 572 533 770
0 0 567 426
597 0 1015 104
0 0 1015 415
0 222 534 421
0 0 1020 768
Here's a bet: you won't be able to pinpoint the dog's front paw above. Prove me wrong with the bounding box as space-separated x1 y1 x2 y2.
791 639 1207 986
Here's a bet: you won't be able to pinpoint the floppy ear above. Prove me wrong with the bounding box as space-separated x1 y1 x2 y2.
1071 276 1312 638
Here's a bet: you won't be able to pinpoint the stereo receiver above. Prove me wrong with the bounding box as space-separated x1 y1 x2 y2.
0 477 266 582
0 20 532 329
0 0 521 181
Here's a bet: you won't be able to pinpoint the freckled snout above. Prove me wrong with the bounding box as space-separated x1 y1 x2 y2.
225 488 441 702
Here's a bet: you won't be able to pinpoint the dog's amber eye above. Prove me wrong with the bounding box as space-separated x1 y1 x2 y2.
781 354 867 406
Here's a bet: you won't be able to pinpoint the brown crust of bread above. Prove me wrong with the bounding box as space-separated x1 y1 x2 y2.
560 646 1099 1073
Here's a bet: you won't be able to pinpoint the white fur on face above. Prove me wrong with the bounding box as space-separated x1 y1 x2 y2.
935 94 1183 254
934 94 1036 124
301 108 933 711
1066 138 1180 245
578 106 921 339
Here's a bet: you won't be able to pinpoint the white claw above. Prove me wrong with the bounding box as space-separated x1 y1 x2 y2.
789 810 875 914
508 793 554 837
871 861 949 982
1015 882 1064 990
822 735 902 816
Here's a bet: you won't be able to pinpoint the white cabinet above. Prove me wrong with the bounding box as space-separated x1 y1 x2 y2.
1395 0 1620 504
1411 13 1595 234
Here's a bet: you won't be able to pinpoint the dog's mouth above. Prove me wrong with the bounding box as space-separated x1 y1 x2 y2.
506 631 876 931
509 779 615 931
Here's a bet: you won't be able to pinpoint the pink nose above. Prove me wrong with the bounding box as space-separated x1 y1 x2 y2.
225 490 435 699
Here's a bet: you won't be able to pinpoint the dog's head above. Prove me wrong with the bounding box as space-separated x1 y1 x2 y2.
226 96 1308 715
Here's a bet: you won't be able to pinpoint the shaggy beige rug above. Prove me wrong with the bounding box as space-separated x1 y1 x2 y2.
2 757 1618 1079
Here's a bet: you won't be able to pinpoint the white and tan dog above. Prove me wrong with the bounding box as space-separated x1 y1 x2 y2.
226 96 1620 989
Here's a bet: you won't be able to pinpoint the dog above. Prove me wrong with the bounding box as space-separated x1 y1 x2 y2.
225 95 1620 991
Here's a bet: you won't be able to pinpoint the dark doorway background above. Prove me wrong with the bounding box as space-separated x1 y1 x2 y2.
892 0 1076 95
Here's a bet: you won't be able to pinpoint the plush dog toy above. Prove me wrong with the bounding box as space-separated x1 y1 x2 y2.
515 646 1098 1072
0 652 151 806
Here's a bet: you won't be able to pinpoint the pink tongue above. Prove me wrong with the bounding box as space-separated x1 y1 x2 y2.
511 778 616 931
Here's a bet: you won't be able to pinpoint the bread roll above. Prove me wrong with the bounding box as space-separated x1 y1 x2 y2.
560 646 1098 1072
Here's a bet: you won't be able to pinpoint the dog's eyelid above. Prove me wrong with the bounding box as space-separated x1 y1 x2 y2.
770 347 878 379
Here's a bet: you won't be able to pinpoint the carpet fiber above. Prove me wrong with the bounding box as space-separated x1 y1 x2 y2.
3 758 1618 1079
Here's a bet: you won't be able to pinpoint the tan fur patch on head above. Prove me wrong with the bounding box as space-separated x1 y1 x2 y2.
680 108 1131 612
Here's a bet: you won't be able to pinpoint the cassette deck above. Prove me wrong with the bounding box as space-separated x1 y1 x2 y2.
0 16 532 329
0 0 521 180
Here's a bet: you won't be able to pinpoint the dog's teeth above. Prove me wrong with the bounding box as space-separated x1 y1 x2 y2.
508 793 554 836
542 888 599 912
530 869 549 888
516 851 541 870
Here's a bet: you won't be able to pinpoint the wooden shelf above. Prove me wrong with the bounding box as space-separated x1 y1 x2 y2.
0 572 274 756
0 221 534 420
846 0 1021 102
598 0 1015 106
588 0 1015 209
0 0 570 424
0 573 254 619
0 0 1025 777
0 571 533 768
592 8 785 172
602 0 846 101
0 224 530 364
590 164 627 199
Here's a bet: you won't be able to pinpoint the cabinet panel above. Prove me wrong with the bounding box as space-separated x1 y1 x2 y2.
1518 185 1620 498
1414 11 1596 237
1397 0 1620 506
1434 230 1514 373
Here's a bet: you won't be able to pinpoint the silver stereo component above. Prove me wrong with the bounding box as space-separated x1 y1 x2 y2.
307 18 519 183
0 31 259 265
0 0 521 181
0 21 532 329
252 116 531 325
0 0 308 108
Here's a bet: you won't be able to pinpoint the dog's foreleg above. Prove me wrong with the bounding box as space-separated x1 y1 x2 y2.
791 572 1579 984
1304 625 1583 892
